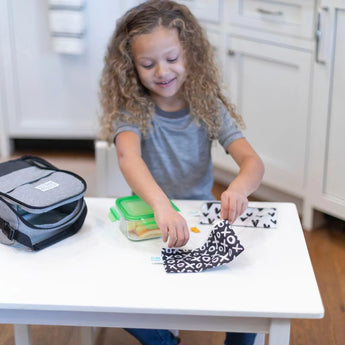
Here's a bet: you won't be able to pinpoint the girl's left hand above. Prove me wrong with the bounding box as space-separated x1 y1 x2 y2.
220 188 248 224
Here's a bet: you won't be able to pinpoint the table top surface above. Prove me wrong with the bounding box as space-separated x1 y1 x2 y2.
0 198 324 319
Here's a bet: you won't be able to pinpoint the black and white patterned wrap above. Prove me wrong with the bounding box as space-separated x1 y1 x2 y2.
161 220 244 273
236 207 277 228
200 202 278 228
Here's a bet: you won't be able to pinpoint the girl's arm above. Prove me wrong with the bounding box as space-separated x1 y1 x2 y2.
220 138 265 223
115 131 189 247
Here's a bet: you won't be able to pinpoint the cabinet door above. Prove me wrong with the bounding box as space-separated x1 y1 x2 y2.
212 37 312 197
306 3 345 223
1 0 121 139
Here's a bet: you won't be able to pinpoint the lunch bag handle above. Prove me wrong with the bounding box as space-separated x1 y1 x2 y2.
20 155 58 170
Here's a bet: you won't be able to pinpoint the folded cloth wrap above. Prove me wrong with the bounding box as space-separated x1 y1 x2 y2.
162 220 244 273
200 202 278 228
235 207 277 228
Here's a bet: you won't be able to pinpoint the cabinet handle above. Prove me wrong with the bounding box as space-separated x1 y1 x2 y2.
257 8 283 16
227 50 235 56
315 7 328 65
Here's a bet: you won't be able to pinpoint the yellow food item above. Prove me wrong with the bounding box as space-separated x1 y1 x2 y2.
134 225 148 236
190 226 200 233
128 221 145 232
127 221 162 239
138 229 162 238
127 222 136 231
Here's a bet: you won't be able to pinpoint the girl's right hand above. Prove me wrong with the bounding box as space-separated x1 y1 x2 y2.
153 204 190 248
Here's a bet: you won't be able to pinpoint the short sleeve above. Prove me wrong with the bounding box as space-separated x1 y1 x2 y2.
113 120 141 144
216 101 244 152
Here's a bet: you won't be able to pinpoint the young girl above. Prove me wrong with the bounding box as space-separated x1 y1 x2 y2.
100 1 264 344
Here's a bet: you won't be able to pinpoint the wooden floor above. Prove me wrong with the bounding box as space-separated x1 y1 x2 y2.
0 146 344 345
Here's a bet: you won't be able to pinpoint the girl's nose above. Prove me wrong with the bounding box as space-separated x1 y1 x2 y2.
154 63 167 78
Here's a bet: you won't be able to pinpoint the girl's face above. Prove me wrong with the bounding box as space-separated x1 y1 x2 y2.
131 26 187 111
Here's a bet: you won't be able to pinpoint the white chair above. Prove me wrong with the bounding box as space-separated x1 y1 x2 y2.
95 140 131 197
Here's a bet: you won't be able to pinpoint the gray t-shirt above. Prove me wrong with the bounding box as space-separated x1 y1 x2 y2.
114 102 243 200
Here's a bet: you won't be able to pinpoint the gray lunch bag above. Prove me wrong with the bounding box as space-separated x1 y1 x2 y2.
0 155 87 251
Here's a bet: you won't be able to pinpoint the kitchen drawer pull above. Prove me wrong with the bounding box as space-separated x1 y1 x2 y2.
227 49 235 56
315 7 328 64
257 8 283 16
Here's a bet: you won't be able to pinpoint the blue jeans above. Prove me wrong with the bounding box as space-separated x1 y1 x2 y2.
125 329 256 345
124 329 178 345
224 332 257 345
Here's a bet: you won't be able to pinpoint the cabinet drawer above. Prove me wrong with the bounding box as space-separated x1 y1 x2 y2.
226 0 316 39
177 0 221 23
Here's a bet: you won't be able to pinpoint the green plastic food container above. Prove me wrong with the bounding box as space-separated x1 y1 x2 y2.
109 195 180 241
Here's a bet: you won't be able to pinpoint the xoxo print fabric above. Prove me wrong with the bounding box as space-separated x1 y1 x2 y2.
200 202 278 228
161 220 244 273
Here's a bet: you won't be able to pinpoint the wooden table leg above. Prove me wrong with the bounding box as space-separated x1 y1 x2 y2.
267 319 290 345
13 325 32 345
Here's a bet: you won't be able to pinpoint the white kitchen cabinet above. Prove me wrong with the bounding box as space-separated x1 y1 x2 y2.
213 37 312 197
209 1 315 200
188 0 345 228
303 1 345 228
0 0 127 158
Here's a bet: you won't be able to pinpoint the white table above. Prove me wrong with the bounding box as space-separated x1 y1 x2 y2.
0 198 324 345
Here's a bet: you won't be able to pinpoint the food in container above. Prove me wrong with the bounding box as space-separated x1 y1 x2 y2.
109 195 179 241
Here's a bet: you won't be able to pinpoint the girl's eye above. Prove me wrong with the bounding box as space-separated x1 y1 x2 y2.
167 57 177 63
142 64 154 69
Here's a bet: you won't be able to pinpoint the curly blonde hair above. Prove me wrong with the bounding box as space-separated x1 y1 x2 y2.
99 0 243 142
